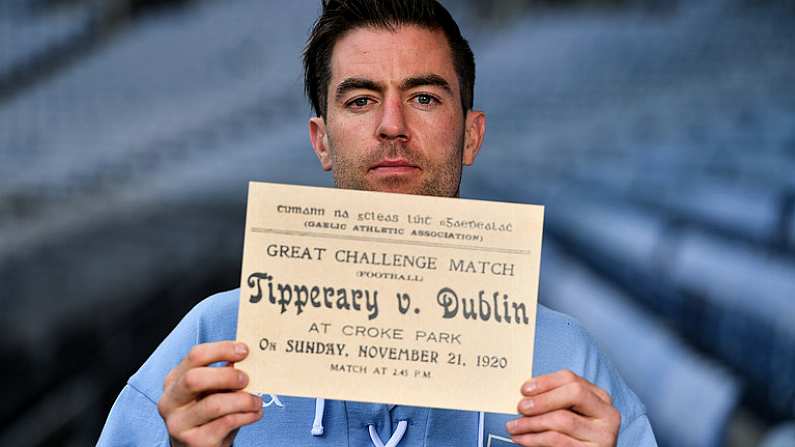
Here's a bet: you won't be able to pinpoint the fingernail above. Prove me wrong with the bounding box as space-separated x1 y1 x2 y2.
505 419 516 433
520 398 534 411
238 370 247 385
522 380 536 394
235 343 248 355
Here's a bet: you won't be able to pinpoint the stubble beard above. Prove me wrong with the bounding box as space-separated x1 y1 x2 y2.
328 137 464 198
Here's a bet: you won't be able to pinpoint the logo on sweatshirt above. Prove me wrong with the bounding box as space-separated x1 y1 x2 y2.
258 393 285 408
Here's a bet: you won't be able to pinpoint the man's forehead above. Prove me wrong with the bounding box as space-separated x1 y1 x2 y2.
329 25 458 88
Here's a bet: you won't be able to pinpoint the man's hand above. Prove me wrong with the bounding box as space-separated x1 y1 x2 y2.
505 369 620 447
157 341 263 447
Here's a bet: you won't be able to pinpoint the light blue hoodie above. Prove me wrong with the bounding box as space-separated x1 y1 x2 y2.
97 289 657 446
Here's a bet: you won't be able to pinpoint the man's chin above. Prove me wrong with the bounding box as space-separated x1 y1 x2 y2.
336 178 422 196
333 172 458 197
364 181 457 198
374 185 425 195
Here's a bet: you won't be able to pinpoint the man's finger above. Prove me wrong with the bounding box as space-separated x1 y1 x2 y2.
169 366 249 407
205 410 263 445
166 342 248 391
506 410 598 442
511 430 586 447
185 342 249 369
521 369 612 405
517 381 607 418
176 408 262 447
521 369 584 397
167 391 262 435
592 386 612 405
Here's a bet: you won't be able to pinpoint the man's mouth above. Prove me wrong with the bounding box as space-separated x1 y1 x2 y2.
369 159 420 175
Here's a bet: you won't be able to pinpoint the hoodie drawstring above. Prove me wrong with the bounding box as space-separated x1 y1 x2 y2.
368 420 408 447
477 411 484 447
315 399 492 446
311 398 326 436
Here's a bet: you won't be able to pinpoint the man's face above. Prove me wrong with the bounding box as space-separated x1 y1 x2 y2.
309 25 485 197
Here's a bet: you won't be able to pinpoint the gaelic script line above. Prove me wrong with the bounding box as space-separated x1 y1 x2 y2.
251 227 531 255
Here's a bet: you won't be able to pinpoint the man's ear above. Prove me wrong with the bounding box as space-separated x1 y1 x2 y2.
462 110 486 166
309 116 333 171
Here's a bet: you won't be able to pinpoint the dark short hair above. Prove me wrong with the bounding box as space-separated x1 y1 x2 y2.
303 0 475 119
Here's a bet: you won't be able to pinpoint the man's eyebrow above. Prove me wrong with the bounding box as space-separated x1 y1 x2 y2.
400 74 452 95
335 77 383 102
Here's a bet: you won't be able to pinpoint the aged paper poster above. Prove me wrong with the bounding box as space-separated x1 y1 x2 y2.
236 182 544 414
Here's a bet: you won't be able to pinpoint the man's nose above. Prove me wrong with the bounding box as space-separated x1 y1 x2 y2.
377 96 409 141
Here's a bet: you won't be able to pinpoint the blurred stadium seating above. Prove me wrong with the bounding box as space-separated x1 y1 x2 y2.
761 423 795 447
540 242 742 447
1 0 793 445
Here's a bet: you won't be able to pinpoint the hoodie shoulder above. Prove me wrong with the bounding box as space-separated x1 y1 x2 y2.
128 289 241 403
534 304 649 433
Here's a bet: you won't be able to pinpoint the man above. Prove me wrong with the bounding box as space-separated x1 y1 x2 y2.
98 1 657 446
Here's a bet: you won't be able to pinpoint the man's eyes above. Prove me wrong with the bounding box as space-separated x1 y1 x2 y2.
347 97 373 109
412 94 439 106
344 94 440 110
